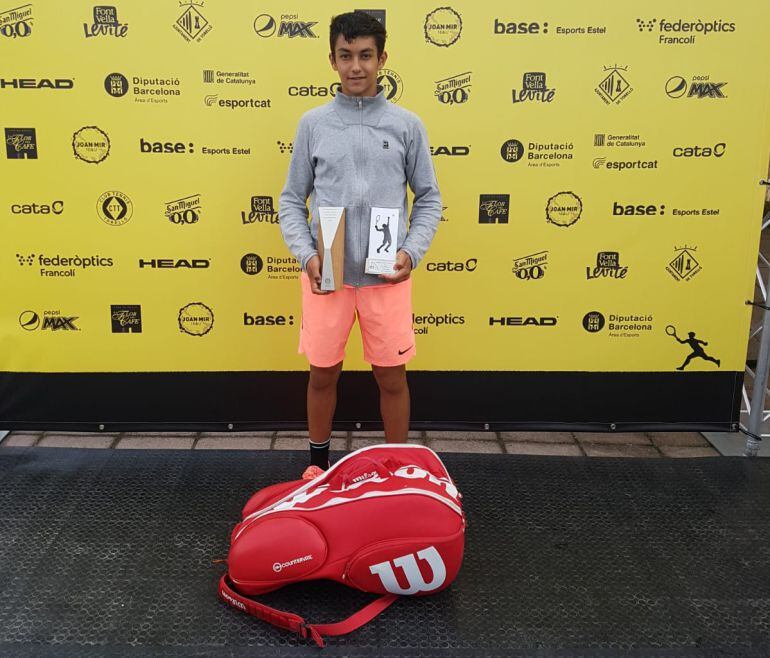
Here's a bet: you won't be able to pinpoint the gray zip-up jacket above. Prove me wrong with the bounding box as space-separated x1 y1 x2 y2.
279 87 442 287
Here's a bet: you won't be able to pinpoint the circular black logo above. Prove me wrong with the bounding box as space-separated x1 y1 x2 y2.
500 139 524 163
665 76 688 99
377 69 403 103
104 73 129 97
72 126 110 164
178 302 214 337
19 310 40 331
97 191 133 226
545 191 583 228
424 7 462 47
582 311 605 333
253 14 276 37
241 253 264 275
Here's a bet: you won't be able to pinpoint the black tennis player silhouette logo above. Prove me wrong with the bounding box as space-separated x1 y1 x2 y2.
375 215 392 254
666 325 720 370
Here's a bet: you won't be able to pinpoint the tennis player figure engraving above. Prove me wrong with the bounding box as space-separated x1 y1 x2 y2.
667 325 721 370
366 208 400 275
376 215 392 253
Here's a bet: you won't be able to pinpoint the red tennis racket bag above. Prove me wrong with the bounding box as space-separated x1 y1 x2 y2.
218 444 465 647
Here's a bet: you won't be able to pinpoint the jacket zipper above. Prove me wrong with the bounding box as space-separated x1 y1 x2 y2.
358 96 364 283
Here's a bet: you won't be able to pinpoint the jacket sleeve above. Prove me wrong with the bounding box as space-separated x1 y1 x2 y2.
400 117 442 270
278 115 317 271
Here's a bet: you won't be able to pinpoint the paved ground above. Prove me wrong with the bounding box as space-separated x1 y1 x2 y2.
0 429 725 457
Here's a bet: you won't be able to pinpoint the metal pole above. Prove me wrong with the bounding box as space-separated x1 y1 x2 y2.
746 209 770 456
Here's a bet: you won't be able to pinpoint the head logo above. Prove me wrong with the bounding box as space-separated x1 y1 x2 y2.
97 191 132 226
72 126 110 164
377 69 403 103
595 65 633 105
490 315 557 327
583 311 605 333
424 7 462 47
5 128 37 159
478 194 510 224
500 139 524 163
430 145 469 156
241 253 264 275
546 191 582 227
139 258 209 269
0 78 74 90
178 302 213 336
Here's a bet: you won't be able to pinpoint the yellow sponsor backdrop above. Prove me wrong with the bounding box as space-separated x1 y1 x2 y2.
1 1 769 373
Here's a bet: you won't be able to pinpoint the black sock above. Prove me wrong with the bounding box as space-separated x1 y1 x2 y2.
309 438 330 468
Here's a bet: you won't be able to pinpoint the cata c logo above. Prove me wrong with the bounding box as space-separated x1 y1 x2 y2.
369 546 447 595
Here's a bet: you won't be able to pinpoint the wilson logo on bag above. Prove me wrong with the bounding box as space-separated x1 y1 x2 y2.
217 444 465 647
369 546 447 595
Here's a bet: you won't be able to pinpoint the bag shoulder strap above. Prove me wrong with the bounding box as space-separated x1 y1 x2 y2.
218 574 397 648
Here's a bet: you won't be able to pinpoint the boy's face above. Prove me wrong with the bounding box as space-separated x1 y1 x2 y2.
330 34 387 97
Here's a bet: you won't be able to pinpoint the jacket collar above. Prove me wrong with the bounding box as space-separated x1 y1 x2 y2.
332 85 388 126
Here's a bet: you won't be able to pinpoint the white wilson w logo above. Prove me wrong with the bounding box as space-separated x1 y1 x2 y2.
368 546 447 595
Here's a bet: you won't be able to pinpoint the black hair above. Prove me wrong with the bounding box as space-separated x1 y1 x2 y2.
329 11 386 59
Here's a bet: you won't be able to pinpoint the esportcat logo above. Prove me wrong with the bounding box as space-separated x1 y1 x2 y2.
272 554 313 573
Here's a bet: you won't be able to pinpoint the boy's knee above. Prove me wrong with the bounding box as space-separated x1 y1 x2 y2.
309 362 343 390
372 365 407 395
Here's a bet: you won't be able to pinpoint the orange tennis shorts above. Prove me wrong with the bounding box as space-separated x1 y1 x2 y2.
298 272 416 367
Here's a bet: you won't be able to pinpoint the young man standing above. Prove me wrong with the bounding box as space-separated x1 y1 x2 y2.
279 11 442 478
